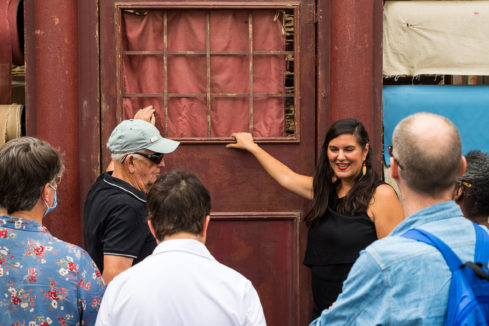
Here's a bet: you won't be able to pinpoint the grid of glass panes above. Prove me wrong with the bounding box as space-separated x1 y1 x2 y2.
120 8 296 140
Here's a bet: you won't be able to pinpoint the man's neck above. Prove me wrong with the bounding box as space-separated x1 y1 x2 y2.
400 186 454 217
111 161 147 193
112 161 132 184
160 232 204 244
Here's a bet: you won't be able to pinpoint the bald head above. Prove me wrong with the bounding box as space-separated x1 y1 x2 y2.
392 113 462 196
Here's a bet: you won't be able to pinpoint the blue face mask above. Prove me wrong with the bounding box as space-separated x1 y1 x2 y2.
43 185 58 217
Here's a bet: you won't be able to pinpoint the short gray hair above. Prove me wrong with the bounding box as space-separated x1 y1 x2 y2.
393 112 462 196
111 152 129 162
111 151 149 162
0 137 64 214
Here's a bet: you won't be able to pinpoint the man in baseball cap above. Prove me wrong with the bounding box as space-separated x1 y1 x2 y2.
84 114 179 284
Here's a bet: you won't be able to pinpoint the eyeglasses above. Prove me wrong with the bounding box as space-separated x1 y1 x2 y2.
50 175 62 186
387 145 404 169
457 179 472 188
121 152 164 165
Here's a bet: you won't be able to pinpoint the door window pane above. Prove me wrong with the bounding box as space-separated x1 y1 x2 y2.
119 8 296 141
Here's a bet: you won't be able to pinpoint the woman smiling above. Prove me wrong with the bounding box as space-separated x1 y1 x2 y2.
227 118 404 319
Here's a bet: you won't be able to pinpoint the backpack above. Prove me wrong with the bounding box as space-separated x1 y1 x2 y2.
402 223 489 326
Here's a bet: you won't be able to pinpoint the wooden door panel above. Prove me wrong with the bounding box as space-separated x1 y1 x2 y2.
101 1 316 324
167 144 311 212
207 213 299 326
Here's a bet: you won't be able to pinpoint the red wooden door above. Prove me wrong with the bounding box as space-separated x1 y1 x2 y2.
100 1 316 324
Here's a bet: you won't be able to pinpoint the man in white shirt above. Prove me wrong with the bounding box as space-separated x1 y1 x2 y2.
96 170 266 326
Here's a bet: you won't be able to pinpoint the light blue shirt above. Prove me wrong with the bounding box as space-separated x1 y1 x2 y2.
310 201 485 326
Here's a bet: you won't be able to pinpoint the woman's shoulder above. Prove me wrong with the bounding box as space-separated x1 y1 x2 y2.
368 182 404 238
372 182 398 199
369 183 401 215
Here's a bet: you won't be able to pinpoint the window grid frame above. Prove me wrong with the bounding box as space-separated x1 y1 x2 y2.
115 2 300 143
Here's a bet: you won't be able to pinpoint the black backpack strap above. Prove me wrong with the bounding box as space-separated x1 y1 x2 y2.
468 223 489 280
463 262 489 280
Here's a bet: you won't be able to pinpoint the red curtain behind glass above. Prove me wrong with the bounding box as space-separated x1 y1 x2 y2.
122 10 286 138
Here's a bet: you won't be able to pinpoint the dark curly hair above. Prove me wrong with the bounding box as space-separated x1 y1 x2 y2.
458 150 489 218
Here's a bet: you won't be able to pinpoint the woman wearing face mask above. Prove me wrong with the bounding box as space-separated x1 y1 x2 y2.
0 137 105 325
227 118 404 318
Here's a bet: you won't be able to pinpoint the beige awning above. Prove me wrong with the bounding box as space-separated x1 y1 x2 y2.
383 1 489 76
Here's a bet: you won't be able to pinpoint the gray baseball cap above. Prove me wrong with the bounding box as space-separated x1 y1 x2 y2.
107 119 179 154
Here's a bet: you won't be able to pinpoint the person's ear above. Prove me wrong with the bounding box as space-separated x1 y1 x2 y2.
363 143 370 160
147 220 159 244
123 154 136 173
459 156 467 177
390 157 400 180
41 183 52 204
453 185 463 202
200 215 211 244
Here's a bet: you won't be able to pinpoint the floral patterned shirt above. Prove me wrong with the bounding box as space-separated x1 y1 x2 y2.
0 216 106 326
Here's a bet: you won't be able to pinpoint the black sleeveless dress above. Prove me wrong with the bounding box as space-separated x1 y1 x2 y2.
303 192 378 318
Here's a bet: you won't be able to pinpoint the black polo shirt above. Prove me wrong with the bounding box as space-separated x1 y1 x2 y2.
83 172 156 272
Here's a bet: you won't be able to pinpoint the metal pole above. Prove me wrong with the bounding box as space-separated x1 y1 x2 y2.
32 0 81 245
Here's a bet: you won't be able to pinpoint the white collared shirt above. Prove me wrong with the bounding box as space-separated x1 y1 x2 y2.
96 239 266 326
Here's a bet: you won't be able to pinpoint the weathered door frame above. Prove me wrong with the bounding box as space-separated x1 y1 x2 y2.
23 0 383 324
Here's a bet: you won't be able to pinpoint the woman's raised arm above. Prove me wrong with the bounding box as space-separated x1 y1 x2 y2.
226 132 313 200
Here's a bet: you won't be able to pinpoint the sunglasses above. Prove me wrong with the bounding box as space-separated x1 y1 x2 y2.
387 145 404 169
121 152 164 165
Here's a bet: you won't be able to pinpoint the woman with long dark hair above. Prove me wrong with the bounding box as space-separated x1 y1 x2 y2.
227 118 404 318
